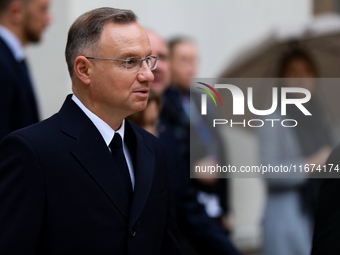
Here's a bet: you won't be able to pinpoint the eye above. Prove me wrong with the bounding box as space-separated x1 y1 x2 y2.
126 57 139 68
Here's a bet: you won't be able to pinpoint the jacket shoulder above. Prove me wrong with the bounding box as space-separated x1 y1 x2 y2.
0 40 16 71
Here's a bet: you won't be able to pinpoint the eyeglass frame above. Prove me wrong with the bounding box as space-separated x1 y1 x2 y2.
85 55 159 71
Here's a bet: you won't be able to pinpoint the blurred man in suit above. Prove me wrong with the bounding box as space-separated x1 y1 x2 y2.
0 7 180 255
0 0 51 141
148 30 240 255
165 37 230 230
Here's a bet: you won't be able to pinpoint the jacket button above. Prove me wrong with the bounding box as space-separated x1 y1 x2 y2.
129 228 136 237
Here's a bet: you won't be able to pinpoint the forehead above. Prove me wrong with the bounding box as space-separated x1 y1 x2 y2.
98 22 151 58
173 41 196 56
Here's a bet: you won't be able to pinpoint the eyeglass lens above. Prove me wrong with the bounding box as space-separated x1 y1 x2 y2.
126 56 157 71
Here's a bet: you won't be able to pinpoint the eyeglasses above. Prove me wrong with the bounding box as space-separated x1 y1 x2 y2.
85 55 159 72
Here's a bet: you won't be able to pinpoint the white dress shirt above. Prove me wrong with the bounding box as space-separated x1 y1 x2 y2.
0 25 25 62
72 94 135 189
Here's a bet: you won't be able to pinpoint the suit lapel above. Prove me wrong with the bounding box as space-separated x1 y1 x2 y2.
125 121 155 227
59 98 157 224
59 96 131 221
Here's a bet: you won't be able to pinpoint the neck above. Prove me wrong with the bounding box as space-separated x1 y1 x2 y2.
177 86 190 96
73 87 125 131
171 80 189 94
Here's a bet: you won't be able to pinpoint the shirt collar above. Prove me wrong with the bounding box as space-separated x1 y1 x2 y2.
71 94 125 146
0 25 25 62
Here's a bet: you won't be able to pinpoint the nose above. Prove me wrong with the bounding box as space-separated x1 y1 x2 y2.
137 61 154 84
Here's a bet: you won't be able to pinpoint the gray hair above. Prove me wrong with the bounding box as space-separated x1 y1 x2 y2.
65 7 137 78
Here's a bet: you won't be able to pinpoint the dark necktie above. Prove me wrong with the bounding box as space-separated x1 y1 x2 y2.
109 133 133 203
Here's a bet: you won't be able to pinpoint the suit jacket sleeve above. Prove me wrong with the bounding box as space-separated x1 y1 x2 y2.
178 183 240 255
0 133 45 254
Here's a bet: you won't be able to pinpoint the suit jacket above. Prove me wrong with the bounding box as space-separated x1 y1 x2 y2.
0 36 39 141
0 95 181 255
311 145 340 254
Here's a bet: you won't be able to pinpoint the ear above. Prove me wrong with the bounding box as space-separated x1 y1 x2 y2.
8 1 25 25
74 56 92 85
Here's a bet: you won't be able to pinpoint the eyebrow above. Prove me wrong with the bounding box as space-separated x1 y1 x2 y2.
119 51 153 59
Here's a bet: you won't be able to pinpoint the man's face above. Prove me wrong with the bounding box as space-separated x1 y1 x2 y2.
147 31 170 96
88 22 154 118
170 41 197 91
23 0 51 43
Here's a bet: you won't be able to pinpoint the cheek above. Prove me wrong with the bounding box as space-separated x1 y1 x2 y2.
116 74 137 94
93 68 136 99
30 13 48 31
179 69 190 80
158 62 169 73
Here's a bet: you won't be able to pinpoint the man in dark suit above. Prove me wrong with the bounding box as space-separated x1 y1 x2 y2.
0 7 180 255
0 0 51 141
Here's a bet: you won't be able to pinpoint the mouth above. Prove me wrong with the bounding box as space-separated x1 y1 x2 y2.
133 89 149 97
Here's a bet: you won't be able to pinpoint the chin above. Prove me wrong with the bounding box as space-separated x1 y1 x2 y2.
131 101 148 113
26 30 42 43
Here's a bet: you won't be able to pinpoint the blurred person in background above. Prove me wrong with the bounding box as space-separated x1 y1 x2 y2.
0 0 51 141
165 37 231 231
258 48 332 255
147 31 170 97
148 31 239 255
